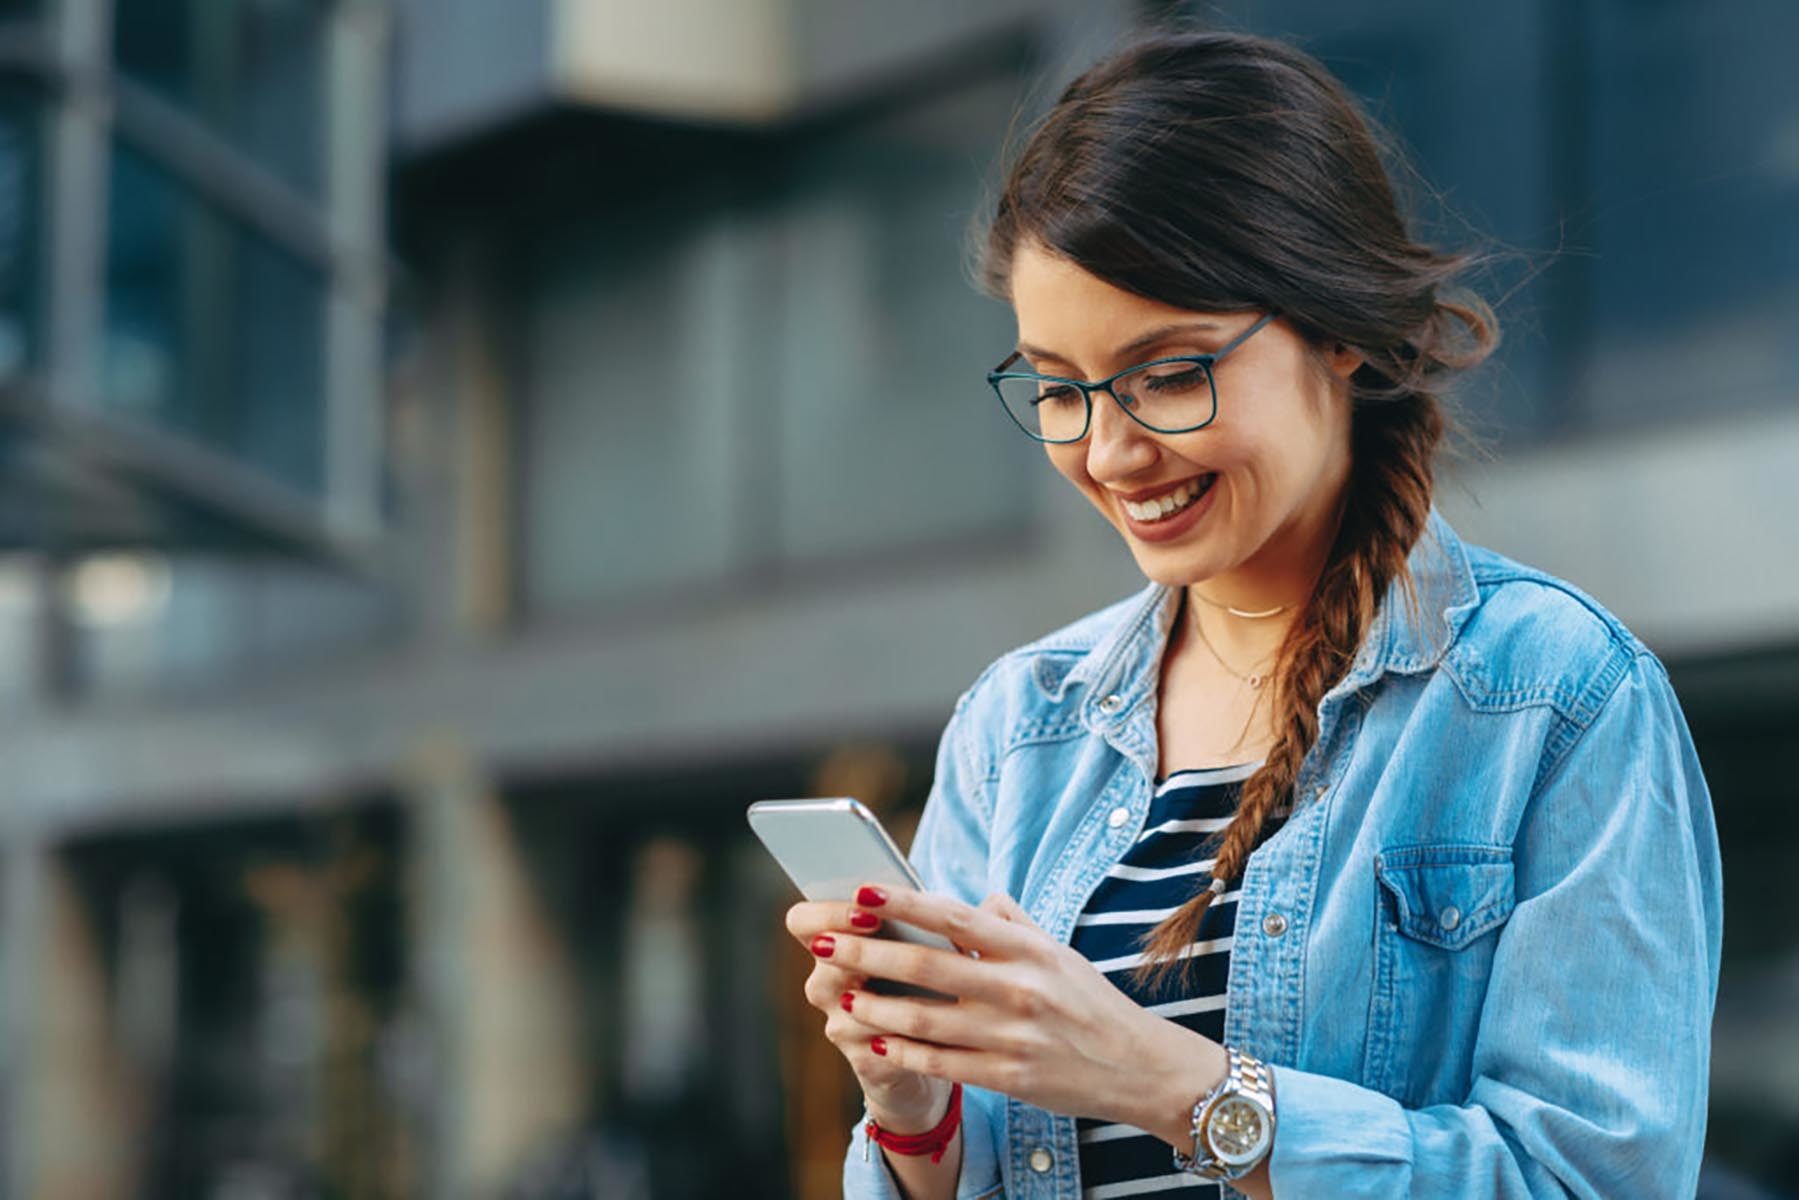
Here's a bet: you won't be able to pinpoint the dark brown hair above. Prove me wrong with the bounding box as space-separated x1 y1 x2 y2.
976 29 1499 993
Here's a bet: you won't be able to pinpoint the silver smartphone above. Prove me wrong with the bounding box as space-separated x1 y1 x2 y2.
747 797 964 998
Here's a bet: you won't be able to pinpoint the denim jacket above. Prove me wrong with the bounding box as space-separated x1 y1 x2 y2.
843 508 1723 1199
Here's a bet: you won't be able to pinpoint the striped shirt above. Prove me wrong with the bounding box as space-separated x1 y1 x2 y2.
1070 762 1283 1199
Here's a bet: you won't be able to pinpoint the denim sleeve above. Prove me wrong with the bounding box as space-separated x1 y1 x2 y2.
1267 652 1724 1198
843 679 1008 1200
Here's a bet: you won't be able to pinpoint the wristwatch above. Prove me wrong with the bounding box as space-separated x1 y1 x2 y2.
1171 1044 1277 1182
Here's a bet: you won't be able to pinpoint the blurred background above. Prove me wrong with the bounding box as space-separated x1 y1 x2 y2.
0 0 1791 1197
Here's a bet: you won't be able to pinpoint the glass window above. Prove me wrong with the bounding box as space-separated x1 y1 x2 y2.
113 0 325 195
1191 0 1798 442
1578 0 1799 430
0 559 37 708
103 140 327 497
0 88 37 383
772 72 1035 562
521 192 754 610
519 69 1039 611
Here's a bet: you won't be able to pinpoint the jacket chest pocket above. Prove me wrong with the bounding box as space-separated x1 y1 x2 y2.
1364 843 1516 1106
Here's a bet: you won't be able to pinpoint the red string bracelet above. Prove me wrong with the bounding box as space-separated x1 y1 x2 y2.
865 1081 963 1164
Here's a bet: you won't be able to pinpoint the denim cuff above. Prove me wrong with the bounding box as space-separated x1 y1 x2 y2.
842 1083 1004 1200
1266 1063 1413 1198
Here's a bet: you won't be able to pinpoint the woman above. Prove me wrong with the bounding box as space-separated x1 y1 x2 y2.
784 29 1722 1200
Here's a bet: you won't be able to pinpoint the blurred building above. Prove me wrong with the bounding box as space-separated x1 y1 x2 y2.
0 1 1792 1198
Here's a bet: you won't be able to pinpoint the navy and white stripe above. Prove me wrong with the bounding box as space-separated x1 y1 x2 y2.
1070 763 1283 1198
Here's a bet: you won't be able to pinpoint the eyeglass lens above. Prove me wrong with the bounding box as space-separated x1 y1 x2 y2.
994 359 1217 441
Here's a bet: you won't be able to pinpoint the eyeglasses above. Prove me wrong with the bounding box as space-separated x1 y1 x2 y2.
985 311 1279 443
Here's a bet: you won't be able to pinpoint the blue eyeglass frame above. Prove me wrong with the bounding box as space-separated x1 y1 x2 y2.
985 310 1280 443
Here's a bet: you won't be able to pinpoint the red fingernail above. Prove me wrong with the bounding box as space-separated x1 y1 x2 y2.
850 910 880 930
841 991 855 1012
870 1036 887 1056
857 885 888 907
811 934 835 957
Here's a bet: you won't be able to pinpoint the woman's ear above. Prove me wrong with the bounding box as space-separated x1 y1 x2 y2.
1328 341 1364 380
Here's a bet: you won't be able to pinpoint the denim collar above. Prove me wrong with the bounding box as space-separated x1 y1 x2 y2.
1049 507 1480 724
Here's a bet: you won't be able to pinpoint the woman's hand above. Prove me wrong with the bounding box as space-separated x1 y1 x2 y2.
784 891 955 1131
805 883 1229 1133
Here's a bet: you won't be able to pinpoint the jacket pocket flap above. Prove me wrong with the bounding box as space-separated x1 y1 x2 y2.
1375 844 1516 950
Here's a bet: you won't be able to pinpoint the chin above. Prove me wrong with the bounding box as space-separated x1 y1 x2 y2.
1127 548 1218 588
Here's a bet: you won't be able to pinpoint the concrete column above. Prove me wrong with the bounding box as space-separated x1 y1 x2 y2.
405 736 586 1198
9 848 146 1200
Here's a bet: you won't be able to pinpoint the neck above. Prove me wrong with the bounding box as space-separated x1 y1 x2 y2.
1181 588 1292 671
1183 545 1319 659
1184 489 1348 662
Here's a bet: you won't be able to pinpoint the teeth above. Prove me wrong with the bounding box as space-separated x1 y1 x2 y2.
1122 475 1212 522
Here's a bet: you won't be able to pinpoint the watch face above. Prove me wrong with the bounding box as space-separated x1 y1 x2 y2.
1205 1096 1271 1164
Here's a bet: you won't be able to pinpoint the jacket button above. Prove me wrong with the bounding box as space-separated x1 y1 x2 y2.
1097 694 1123 714
1107 805 1131 829
1028 1146 1054 1173
1439 905 1462 931
1262 911 1288 937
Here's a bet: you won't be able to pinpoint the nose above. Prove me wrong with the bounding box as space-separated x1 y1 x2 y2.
1083 385 1159 478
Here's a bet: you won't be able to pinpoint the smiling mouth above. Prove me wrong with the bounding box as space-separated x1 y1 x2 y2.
1119 474 1216 522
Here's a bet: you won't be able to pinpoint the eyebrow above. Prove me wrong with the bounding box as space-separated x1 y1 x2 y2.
1016 321 1225 369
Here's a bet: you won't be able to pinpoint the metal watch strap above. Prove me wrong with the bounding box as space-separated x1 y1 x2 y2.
1171 1044 1277 1181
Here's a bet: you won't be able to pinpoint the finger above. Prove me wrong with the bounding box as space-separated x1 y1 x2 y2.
803 963 871 1011
824 1001 896 1044
785 899 882 943
825 1012 923 1090
840 987 986 1052
785 900 834 942
808 930 1002 1004
867 1033 1011 1095
855 883 1045 964
828 1018 919 1089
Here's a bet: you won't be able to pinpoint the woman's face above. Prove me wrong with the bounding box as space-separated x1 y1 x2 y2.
1007 239 1360 597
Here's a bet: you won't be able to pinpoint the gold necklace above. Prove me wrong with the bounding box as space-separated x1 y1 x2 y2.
1227 680 1272 753
1190 606 1278 690
1192 589 1291 620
